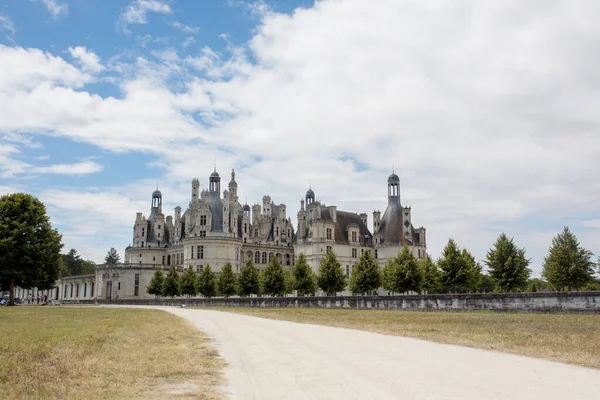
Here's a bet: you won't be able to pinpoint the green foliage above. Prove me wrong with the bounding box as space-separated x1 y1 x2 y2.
179 266 198 297
238 260 260 296
420 255 441 293
104 247 121 265
197 265 217 298
162 267 180 298
218 263 237 297
478 274 496 293
317 251 346 296
542 227 595 291
485 233 531 292
381 246 422 294
526 278 549 293
291 253 316 296
0 193 63 304
349 250 380 295
61 249 96 276
438 239 480 293
146 269 165 297
260 256 286 297
283 268 294 296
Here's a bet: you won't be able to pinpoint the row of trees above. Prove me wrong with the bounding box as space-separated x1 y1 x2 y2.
147 227 600 298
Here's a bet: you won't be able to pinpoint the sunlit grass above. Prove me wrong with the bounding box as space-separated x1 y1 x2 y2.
0 307 224 399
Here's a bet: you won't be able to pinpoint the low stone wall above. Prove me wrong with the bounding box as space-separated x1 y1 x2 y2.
62 291 600 313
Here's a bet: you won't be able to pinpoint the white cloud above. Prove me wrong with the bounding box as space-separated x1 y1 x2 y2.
173 21 199 34
32 0 69 19
34 155 51 160
1 0 600 273
120 0 172 27
31 161 103 175
68 46 105 73
582 220 600 229
0 15 16 39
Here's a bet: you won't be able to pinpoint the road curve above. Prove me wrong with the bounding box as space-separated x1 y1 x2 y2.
143 307 600 399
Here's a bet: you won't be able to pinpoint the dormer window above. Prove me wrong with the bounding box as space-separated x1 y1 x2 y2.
200 215 207 225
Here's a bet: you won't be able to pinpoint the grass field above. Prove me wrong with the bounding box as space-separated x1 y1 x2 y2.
218 307 600 369
0 307 224 399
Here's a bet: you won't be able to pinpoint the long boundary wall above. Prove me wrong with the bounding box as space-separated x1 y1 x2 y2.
64 291 600 313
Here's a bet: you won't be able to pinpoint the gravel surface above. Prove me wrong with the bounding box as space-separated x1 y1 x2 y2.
133 307 600 400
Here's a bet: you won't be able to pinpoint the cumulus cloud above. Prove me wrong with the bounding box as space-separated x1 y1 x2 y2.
32 0 69 19
2 0 600 272
120 0 172 27
68 46 105 73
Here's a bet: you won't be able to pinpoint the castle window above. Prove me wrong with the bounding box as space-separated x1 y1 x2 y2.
352 248 357 258
200 231 206 238
158 225 161 229
269 252 274 262
152 256 155 261
139 254 142 257
118 282 121 290
162 256 165 264
326 228 332 240
200 215 207 225
418 249 421 258
254 229 259 237
261 252 267 264
326 246 332 253
351 231 357 242
134 274 139 296
199 245 204 259
276 227 279 236
346 265 349 278
255 251 260 264
244 224 247 234
191 245 194 259
157 233 160 238
141 241 144 247
375 250 378 259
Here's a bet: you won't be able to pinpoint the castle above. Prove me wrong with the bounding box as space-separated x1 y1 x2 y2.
44 169 427 301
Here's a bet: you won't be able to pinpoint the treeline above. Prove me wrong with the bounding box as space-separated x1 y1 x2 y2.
61 249 96 277
148 226 600 298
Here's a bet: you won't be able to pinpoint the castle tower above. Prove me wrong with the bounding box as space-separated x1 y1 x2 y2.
191 178 200 203
209 169 221 193
228 169 238 200
387 172 400 205
373 210 381 234
151 188 162 214
305 187 315 206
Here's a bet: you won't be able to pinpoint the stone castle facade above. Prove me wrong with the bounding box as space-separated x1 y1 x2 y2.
50 169 427 300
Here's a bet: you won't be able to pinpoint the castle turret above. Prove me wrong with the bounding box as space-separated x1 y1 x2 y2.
373 210 381 234
191 178 200 203
228 169 238 200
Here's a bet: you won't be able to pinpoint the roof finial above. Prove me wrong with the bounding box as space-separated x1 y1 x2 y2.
392 164 395 174
309 177 311 190
214 159 216 172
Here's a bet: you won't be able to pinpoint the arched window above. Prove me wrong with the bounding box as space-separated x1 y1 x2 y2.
255 251 260 264
285 254 291 266
268 252 274 262
262 252 267 264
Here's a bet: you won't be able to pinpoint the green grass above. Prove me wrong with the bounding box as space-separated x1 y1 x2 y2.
217 307 600 369
0 307 224 399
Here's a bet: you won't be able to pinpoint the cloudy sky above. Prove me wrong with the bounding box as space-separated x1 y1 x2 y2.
1 0 599 275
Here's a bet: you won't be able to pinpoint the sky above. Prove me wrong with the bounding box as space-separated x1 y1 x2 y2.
0 0 599 276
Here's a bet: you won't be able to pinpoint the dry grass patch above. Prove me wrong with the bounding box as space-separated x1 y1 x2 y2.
0 307 224 399
218 307 600 369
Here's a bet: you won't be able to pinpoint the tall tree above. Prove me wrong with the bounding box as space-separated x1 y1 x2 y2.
381 246 422 294
0 193 63 306
542 227 595 291
61 249 83 276
438 239 477 293
180 266 198 297
146 269 165 297
462 248 482 293
104 247 121 265
283 267 295 296
238 260 260 297
292 253 317 296
317 250 346 296
218 263 237 297
485 233 531 292
420 255 441 294
260 256 286 297
349 250 381 295
162 267 180 298
81 260 96 275
197 265 217 298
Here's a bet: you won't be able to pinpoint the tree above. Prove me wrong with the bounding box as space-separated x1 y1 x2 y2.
420 255 441 294
260 256 286 297
197 265 217 298
104 247 121 265
162 266 180 298
62 249 83 276
349 250 381 295
438 239 479 293
526 278 549 293
485 233 531 292
0 193 63 306
381 246 422 294
180 266 198 297
147 269 165 297
238 260 260 296
317 251 346 296
292 253 317 296
542 227 595 291
283 268 295 296
218 263 237 297
479 274 496 293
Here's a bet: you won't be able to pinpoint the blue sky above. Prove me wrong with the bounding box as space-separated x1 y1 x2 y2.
1 0 599 277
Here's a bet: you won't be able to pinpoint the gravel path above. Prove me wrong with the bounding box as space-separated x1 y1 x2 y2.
144 307 600 399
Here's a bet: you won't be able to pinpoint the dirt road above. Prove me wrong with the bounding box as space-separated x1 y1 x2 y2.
155 307 599 399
